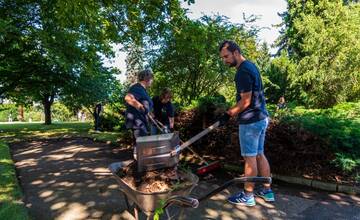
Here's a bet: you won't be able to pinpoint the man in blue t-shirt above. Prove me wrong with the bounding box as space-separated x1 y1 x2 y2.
151 88 175 134
124 69 154 139
218 40 274 206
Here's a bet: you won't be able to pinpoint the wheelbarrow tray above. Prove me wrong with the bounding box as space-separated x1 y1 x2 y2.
109 160 199 214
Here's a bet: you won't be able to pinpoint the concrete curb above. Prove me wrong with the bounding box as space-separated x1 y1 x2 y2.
222 163 360 195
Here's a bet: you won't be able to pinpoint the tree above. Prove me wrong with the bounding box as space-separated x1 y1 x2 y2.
125 43 145 85
60 62 120 117
150 15 263 105
275 0 360 107
0 0 193 124
264 52 296 103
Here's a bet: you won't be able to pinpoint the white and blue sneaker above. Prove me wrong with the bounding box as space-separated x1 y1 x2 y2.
227 191 256 206
255 188 275 202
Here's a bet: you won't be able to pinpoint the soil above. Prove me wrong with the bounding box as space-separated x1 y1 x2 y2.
116 163 192 193
174 109 353 185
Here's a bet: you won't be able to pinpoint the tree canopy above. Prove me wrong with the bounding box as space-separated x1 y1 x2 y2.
150 15 266 104
0 0 192 124
275 0 360 107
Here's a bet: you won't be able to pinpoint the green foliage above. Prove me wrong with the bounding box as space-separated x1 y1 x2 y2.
333 153 358 173
150 15 264 105
197 94 229 115
0 104 18 122
278 102 360 173
107 82 127 115
153 199 166 220
99 111 125 132
0 102 77 122
96 83 128 132
263 52 296 103
0 122 127 145
51 102 76 122
276 0 360 108
0 142 30 219
61 66 120 116
1 0 193 124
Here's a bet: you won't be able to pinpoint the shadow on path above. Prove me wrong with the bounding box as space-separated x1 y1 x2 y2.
11 137 133 220
10 137 360 220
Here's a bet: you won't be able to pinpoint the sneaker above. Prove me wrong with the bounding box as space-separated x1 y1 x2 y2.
255 188 275 202
227 191 256 206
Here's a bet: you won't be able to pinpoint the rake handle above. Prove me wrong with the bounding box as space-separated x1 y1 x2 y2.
170 121 220 156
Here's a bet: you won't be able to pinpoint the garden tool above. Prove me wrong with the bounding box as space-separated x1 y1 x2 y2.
147 114 221 175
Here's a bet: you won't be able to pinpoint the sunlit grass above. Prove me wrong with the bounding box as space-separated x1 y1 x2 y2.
0 122 127 144
0 141 30 219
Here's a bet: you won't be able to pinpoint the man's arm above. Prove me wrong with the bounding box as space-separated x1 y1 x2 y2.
124 93 145 112
168 117 174 129
227 91 252 117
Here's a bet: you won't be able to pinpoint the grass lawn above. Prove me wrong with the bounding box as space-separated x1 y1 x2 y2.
0 122 129 145
0 141 29 219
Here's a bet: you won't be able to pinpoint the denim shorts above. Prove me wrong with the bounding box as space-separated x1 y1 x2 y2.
239 118 269 157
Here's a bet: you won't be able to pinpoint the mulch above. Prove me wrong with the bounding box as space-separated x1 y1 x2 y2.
173 109 352 184
116 163 191 193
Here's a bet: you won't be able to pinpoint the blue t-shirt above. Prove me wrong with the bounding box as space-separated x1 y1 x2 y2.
152 96 174 126
125 83 153 129
234 60 268 124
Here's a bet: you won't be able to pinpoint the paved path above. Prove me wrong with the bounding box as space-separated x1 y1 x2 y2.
184 179 360 220
11 138 360 220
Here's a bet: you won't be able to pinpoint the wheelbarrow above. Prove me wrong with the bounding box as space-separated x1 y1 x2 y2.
109 160 272 220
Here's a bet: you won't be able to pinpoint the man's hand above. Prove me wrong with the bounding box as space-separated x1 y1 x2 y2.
137 104 148 114
218 112 231 126
163 126 171 134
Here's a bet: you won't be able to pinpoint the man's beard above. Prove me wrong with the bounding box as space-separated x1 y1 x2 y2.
229 60 237 67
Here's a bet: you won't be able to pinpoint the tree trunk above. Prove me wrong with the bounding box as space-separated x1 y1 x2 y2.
18 105 24 121
43 94 54 125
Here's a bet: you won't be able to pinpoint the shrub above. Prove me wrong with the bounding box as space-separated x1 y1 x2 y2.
197 94 229 116
52 102 76 122
0 104 18 122
276 101 360 174
99 110 125 132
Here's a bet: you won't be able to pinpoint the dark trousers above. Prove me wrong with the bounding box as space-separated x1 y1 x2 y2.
132 126 148 139
94 114 101 131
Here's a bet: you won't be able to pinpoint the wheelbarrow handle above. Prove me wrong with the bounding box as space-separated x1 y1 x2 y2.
162 195 199 209
197 176 272 202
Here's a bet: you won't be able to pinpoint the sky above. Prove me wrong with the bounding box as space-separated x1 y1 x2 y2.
182 0 287 45
106 0 288 81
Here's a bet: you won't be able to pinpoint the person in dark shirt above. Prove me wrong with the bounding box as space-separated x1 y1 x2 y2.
124 69 154 139
93 103 103 132
218 40 274 206
276 96 286 110
151 88 175 134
